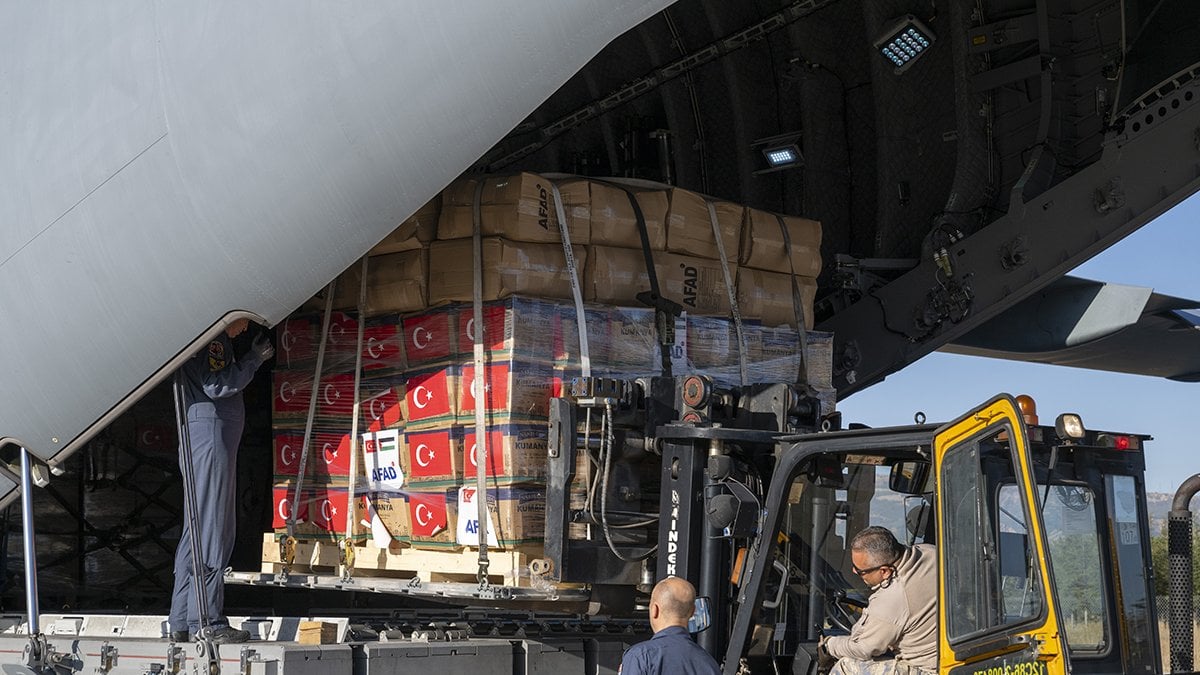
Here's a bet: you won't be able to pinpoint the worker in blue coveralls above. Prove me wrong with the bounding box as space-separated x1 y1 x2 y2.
168 318 273 644
619 577 721 675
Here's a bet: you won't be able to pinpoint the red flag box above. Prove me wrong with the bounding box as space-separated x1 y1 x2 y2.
272 371 313 423
360 316 406 377
315 373 358 422
272 431 315 480
402 308 456 366
271 481 369 540
272 430 364 482
361 376 406 432
407 488 458 550
275 312 362 372
404 426 463 485
452 298 559 362
458 360 554 422
405 366 458 429
462 423 550 484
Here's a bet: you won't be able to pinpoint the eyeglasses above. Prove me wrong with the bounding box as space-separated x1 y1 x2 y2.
851 560 896 577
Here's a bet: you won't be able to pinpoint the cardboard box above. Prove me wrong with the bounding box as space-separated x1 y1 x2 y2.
461 423 550 484
407 488 458 549
455 484 546 547
553 304 613 368
271 482 369 540
740 209 822 277
363 249 428 316
427 237 587 306
369 195 440 256
589 182 668 250
458 360 554 422
664 189 743 262
585 246 735 317
604 307 663 372
403 425 463 484
369 492 411 541
404 366 458 429
401 308 457 366
298 621 338 645
687 316 739 372
300 250 428 317
735 269 816 329
439 173 590 245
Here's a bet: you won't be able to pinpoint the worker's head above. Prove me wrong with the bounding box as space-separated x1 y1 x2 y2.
849 526 903 588
225 318 251 338
648 576 697 633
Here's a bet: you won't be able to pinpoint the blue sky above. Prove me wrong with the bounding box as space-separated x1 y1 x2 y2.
838 191 1200 495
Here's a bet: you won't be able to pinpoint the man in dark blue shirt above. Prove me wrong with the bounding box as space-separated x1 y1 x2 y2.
620 577 721 675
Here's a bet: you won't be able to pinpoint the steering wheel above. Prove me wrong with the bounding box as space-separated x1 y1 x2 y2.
826 588 865 634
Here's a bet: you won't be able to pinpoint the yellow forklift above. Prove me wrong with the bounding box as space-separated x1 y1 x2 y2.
717 394 1158 675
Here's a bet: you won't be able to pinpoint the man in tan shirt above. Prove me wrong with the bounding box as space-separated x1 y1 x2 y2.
820 527 938 675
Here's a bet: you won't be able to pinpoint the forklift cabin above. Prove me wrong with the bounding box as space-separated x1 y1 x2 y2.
719 395 1158 675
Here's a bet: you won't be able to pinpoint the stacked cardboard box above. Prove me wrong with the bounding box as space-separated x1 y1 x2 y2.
276 172 829 556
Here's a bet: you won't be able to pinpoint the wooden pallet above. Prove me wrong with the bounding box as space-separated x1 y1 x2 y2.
259 533 545 587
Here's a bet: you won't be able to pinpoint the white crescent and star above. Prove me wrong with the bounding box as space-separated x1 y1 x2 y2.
415 503 433 528
366 337 383 359
279 381 294 403
323 383 340 406
412 385 434 410
415 443 434 468
412 326 432 351
281 444 297 467
323 442 338 465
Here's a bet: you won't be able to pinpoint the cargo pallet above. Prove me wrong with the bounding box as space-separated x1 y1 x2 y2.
233 533 589 604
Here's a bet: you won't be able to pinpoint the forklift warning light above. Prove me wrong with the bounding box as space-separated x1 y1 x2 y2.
1098 434 1138 451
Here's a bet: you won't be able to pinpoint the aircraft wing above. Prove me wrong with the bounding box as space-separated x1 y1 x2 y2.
943 276 1200 381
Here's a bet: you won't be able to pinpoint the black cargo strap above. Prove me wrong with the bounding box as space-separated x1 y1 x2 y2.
775 214 808 384
707 201 748 386
591 178 681 378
